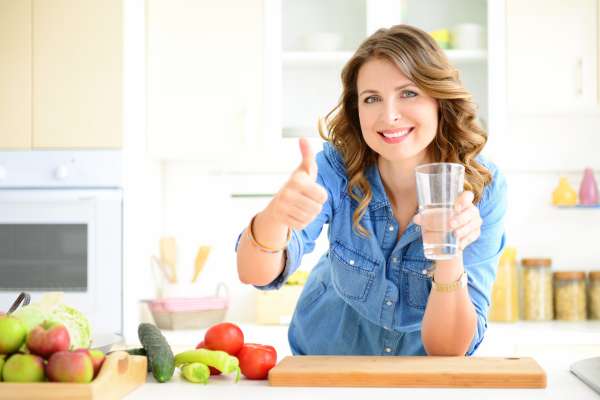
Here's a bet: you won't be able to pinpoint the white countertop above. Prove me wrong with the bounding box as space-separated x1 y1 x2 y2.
123 322 600 399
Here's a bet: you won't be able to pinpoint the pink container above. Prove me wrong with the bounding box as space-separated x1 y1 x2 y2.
579 168 599 205
148 283 229 330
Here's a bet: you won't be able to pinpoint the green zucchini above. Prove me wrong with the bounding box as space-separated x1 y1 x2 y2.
138 323 175 382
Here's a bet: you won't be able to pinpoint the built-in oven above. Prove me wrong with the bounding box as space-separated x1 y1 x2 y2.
0 150 123 335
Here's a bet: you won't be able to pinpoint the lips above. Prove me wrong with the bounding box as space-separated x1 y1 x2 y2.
377 127 414 143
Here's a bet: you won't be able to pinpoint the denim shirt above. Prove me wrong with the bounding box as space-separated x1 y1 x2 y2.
237 142 507 356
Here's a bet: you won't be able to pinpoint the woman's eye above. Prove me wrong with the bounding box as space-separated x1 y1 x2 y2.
402 90 417 98
364 95 380 104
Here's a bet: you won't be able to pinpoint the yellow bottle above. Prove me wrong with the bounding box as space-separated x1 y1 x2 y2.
489 247 519 322
552 177 578 206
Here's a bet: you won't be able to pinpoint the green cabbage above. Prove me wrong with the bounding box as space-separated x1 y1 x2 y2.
12 293 92 349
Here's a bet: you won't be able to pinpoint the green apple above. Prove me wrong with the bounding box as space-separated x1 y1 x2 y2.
2 354 45 382
0 355 5 382
0 315 27 354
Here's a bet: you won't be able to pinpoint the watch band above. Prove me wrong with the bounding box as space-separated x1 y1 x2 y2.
432 271 468 292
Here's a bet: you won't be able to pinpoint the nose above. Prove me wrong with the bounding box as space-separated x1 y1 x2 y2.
383 100 402 123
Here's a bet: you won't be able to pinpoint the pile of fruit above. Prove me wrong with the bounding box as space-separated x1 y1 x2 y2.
131 322 277 384
0 314 105 383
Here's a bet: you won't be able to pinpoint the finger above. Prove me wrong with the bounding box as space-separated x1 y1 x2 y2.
290 173 328 204
413 213 422 226
454 221 481 243
298 138 317 179
455 190 475 212
450 205 480 230
290 199 322 220
459 228 481 250
284 212 309 230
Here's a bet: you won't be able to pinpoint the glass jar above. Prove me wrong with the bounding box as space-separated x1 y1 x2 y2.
489 247 519 322
554 271 587 320
587 271 600 319
521 258 553 320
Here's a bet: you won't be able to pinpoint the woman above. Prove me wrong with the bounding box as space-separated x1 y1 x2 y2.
236 25 506 356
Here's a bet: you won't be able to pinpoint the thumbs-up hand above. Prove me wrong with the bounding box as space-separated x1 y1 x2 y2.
266 138 328 230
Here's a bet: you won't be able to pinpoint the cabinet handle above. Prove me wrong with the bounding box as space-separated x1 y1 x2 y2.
576 57 583 96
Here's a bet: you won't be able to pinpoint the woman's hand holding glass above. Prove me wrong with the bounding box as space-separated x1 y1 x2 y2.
413 190 482 252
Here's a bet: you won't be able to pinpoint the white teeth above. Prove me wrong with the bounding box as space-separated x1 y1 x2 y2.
381 128 412 138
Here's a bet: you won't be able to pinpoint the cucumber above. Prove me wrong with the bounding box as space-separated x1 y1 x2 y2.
125 347 147 356
125 348 151 372
138 323 175 382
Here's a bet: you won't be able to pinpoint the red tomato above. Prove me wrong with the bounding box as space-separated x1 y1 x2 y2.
195 340 221 375
237 343 277 380
204 322 244 356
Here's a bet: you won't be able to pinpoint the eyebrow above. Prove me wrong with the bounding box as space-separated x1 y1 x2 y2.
358 83 415 97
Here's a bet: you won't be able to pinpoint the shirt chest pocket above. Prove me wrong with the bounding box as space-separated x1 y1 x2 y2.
402 258 433 310
329 241 378 302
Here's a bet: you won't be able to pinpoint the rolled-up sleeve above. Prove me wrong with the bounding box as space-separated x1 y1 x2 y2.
463 165 508 355
234 149 340 290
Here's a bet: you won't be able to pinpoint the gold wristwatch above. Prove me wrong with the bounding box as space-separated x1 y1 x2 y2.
432 271 468 292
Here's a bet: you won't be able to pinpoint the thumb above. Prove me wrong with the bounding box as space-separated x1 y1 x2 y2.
298 138 317 179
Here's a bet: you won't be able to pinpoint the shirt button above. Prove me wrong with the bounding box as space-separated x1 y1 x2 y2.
383 325 389 330
386 300 393 306
392 257 398 263
415 226 421 232
349 259 355 266
384 347 392 353
389 226 394 231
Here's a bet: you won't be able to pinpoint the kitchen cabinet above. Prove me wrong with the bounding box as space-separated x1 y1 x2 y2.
146 0 264 162
0 0 122 150
146 0 506 173
262 0 506 173
507 0 598 115
0 0 32 149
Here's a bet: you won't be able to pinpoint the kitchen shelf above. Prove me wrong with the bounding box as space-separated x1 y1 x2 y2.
282 49 487 68
555 204 600 209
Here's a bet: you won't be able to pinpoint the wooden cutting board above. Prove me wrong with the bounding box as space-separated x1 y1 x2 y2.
268 356 547 388
0 351 147 400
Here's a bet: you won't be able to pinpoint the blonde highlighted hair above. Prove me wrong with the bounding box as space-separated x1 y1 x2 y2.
319 24 492 237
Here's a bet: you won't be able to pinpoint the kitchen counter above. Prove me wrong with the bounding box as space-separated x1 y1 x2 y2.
123 322 600 399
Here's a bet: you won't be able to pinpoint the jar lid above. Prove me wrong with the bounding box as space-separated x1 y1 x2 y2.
521 258 552 267
589 271 600 280
553 271 586 280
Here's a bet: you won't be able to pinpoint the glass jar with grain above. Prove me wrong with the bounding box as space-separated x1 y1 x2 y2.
522 258 553 320
587 271 600 319
554 271 587 320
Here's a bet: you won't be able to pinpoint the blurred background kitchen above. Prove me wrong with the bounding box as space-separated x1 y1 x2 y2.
1 0 600 349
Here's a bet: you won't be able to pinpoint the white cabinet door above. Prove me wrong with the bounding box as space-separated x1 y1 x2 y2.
507 0 598 114
146 0 264 162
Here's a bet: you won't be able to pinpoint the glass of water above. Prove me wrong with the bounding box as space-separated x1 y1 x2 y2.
415 162 465 260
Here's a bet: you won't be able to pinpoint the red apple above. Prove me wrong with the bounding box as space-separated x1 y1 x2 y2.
47 351 93 383
26 321 70 358
195 340 221 375
74 348 105 378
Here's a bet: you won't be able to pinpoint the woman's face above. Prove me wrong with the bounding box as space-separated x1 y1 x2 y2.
356 57 438 165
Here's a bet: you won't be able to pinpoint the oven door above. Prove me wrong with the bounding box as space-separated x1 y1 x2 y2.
0 189 122 335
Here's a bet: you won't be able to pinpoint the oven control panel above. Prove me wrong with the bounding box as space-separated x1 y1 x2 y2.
0 151 122 188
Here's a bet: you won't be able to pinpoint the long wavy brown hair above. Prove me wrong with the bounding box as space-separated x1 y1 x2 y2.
319 24 492 237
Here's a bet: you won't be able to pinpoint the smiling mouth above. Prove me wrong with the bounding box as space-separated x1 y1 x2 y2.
378 127 414 138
